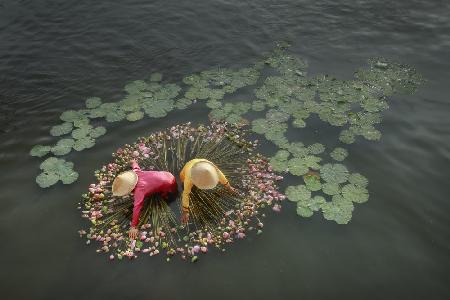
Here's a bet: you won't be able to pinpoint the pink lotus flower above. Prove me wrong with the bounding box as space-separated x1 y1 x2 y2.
223 232 230 239
192 245 200 253
109 255 114 260
200 246 208 253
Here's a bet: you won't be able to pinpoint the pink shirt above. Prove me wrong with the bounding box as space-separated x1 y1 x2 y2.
130 161 177 227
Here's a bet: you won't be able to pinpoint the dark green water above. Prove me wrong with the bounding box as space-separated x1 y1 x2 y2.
0 0 449 299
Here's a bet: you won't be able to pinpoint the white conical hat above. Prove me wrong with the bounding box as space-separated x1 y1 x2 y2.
112 171 138 196
190 161 219 190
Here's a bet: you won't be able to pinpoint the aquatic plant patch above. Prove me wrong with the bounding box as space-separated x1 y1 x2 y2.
31 42 423 225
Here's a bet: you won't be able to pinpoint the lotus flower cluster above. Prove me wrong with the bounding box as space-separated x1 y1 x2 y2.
79 122 284 262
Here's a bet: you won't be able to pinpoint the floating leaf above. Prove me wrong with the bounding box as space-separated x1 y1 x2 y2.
322 182 340 195
206 100 222 109
285 185 311 202
330 147 348 161
105 108 126 122
73 137 95 151
339 129 355 144
269 150 290 172
30 145 51 157
288 158 309 176
90 126 107 138
59 167 79 184
36 172 59 188
297 195 326 217
320 163 349 184
85 97 102 109
175 98 193 110
307 143 325 155
341 183 369 203
52 138 75 156
296 205 313 217
252 100 266 111
50 122 73 136
348 173 368 188
287 142 308 158
266 109 290 122
321 194 354 224
126 111 144 122
60 110 85 122
72 125 93 140
303 174 322 191
40 157 60 170
142 99 174 118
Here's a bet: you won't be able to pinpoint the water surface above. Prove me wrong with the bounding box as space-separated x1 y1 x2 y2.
0 0 449 299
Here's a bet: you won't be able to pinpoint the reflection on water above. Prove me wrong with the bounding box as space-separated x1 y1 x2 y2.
0 0 449 299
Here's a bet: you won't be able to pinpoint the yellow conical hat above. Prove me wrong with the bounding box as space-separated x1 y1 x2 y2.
112 171 138 196
190 161 219 190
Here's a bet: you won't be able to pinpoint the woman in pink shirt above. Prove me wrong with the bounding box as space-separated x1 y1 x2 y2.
112 160 178 239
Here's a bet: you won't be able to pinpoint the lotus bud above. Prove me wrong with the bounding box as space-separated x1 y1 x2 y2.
192 245 200 253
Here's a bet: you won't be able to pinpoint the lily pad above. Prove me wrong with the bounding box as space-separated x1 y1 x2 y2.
339 129 356 144
85 97 102 109
348 173 369 188
72 125 93 140
252 100 266 111
303 174 322 191
51 138 75 156
126 111 144 122
90 126 107 138
50 122 73 137
307 143 325 155
341 183 369 203
60 110 85 122
285 185 311 202
30 145 52 157
320 163 349 184
322 182 341 195
297 195 327 218
175 98 193 110
73 137 95 151
287 142 308 158
321 194 354 224
330 147 348 161
296 205 313 217
36 172 60 188
269 150 290 172
288 158 310 176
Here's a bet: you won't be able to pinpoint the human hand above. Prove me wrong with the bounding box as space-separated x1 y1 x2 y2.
128 227 139 239
181 211 190 225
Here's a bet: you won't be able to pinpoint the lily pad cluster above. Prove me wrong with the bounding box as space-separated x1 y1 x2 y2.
30 43 423 226
183 67 260 101
36 157 79 188
208 101 251 124
269 141 324 176
286 163 369 224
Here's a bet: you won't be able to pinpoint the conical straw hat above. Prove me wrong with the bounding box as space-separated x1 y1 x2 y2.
190 161 219 190
112 171 138 196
